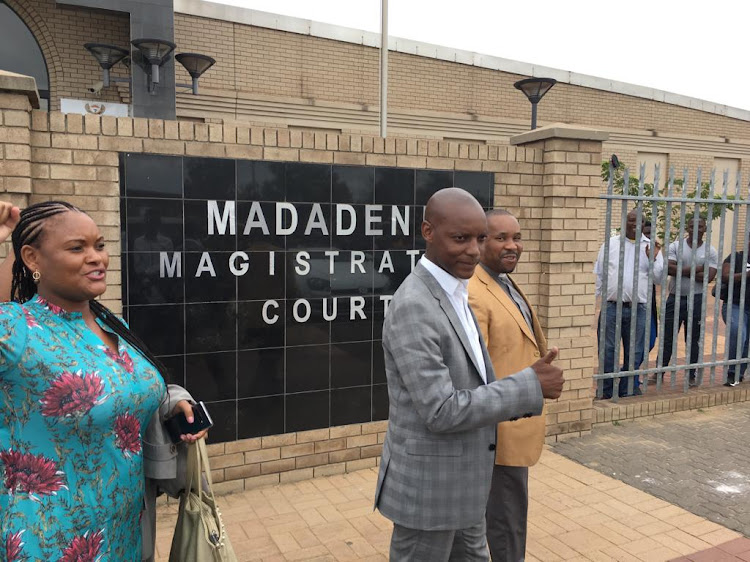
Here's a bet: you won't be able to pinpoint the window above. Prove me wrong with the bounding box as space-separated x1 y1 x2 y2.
0 1 50 110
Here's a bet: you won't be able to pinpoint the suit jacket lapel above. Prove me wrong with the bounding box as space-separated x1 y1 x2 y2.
511 276 548 354
414 264 486 382
477 265 537 345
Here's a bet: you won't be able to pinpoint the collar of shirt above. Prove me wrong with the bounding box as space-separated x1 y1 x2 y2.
620 234 647 244
420 256 469 301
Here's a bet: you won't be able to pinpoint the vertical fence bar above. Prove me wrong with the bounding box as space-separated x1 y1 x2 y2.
733 174 750 385
682 169 702 391
597 164 616 399
611 169 631 402
697 169 717 386
710 170 731 385
655 168 676 390
668 169 689 388
642 163 661 394
625 166 646 396
722 173 742 383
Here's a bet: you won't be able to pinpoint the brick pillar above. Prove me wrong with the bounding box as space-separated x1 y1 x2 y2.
0 71 38 203
0 71 39 262
511 124 609 442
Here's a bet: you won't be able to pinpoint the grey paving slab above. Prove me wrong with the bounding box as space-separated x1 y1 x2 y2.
552 402 750 537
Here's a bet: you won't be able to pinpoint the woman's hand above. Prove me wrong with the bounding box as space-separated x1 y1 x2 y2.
172 399 209 443
0 202 20 244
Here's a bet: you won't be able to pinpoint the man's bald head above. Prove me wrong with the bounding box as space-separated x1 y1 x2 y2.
424 187 485 226
421 188 488 279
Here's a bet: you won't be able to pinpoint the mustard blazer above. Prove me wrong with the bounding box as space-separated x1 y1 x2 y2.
468 265 548 466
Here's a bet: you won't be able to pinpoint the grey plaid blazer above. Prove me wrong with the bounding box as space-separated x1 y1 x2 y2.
374 263 543 531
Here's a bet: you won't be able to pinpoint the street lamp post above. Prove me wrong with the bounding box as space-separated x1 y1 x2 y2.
514 77 557 130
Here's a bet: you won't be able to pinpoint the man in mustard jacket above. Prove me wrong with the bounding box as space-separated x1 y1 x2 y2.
469 209 550 562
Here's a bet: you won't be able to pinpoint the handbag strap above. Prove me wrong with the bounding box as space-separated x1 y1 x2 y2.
185 440 201 494
186 439 219 505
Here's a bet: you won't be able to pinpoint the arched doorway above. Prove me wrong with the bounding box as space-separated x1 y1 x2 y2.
0 1 50 109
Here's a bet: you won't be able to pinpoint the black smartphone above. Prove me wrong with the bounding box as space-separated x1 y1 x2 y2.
165 401 213 444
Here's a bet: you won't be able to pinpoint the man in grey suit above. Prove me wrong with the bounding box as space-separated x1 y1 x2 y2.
374 188 565 561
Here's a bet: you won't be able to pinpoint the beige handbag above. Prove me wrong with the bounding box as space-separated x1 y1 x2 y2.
169 438 237 562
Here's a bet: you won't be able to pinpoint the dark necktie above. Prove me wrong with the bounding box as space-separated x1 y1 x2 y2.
497 275 533 331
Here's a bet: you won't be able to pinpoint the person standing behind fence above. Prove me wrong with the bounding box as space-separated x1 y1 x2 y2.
719 237 750 386
594 209 664 398
660 216 717 386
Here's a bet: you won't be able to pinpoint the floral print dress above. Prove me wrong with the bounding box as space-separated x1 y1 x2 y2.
0 296 165 562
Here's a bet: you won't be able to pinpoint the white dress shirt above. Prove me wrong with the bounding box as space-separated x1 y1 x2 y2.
667 239 719 295
594 234 664 303
420 256 487 383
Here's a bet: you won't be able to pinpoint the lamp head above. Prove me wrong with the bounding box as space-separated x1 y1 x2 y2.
84 43 129 70
513 77 557 104
131 38 176 66
175 53 216 79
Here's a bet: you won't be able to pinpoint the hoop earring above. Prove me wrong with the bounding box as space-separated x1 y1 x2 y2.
32 270 41 283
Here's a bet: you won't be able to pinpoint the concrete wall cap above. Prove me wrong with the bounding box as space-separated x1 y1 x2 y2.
0 70 40 109
510 123 609 145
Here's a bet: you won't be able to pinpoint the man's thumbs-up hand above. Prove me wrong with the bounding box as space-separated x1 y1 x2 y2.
531 346 565 399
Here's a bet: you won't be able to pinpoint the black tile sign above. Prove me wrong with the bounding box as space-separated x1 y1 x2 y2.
120 153 494 442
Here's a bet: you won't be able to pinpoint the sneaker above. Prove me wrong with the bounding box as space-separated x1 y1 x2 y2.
688 376 698 387
724 379 739 387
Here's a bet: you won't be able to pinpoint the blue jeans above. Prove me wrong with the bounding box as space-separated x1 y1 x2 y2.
598 301 646 398
721 302 750 383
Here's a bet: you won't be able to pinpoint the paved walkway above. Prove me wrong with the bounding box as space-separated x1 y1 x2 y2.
154 444 748 561
553 401 750 541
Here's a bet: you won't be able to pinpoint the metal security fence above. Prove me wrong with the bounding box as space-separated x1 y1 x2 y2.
595 162 750 401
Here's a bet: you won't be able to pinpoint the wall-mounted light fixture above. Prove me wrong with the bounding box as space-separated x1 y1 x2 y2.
514 77 557 130
84 39 215 96
174 53 216 95
84 43 130 88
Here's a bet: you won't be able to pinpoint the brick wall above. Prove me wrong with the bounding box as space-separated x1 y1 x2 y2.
7 0 750 143
1 84 605 491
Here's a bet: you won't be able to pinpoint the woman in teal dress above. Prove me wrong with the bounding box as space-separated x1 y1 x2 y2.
0 201 203 561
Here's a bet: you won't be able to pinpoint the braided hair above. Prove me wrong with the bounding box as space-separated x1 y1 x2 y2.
10 201 172 384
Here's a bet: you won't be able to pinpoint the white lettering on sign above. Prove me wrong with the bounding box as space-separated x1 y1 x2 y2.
351 251 366 274
336 204 356 235
293 299 311 322
325 250 340 274
206 201 415 238
295 251 311 275
380 295 393 317
195 252 216 277
229 252 249 276
160 252 181 278
365 205 383 236
263 300 279 324
350 296 366 320
407 249 421 271
242 202 270 235
378 251 394 274
323 298 337 321
304 203 329 235
156 250 419 326
276 202 298 235
207 201 235 235
392 206 409 235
